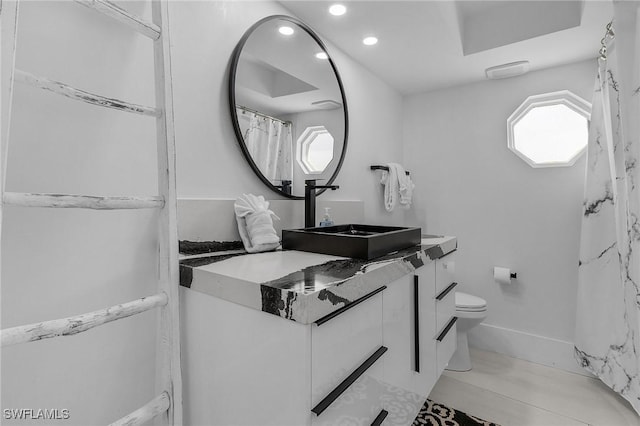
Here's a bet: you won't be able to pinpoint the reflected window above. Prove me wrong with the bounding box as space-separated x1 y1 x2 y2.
297 126 334 174
507 90 591 168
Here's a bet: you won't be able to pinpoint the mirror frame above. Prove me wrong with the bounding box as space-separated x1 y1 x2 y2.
229 15 349 199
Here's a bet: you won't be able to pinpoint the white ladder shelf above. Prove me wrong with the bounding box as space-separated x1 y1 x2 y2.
0 1 182 425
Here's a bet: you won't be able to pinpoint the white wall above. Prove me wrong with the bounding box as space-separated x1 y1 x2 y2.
170 1 406 226
178 199 364 242
3 4 595 422
2 2 406 423
403 59 596 373
2 1 159 424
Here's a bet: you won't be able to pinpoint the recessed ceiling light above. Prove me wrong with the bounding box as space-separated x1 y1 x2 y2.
315 52 328 60
363 36 378 46
278 26 294 36
329 4 346 16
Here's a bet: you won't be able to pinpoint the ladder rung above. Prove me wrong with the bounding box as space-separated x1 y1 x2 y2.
14 69 160 117
75 0 161 40
3 192 165 210
109 392 170 426
1 293 168 347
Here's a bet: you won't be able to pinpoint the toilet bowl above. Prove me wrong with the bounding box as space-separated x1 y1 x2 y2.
446 292 487 372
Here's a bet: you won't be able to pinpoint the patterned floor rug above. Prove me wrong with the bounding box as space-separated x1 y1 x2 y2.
412 399 500 426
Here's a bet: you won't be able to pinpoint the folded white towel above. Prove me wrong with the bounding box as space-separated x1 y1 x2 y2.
396 165 414 209
380 163 414 211
380 166 398 212
234 194 280 253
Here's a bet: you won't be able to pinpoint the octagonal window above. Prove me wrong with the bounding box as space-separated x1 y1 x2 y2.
296 126 334 174
507 90 591 168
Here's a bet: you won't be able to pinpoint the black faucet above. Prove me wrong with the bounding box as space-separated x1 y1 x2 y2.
305 179 339 228
273 179 292 195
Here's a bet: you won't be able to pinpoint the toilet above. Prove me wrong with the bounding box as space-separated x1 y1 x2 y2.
446 291 487 372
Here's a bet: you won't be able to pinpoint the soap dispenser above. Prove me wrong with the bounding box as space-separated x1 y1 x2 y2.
319 207 334 227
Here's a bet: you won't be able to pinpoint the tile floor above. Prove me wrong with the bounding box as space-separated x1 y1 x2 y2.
429 348 640 426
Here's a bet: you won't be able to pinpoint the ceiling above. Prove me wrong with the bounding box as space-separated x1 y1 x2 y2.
235 17 343 116
279 0 613 95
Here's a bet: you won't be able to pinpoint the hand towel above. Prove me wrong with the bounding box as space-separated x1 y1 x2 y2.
234 194 280 253
380 165 398 212
380 163 414 211
396 165 415 209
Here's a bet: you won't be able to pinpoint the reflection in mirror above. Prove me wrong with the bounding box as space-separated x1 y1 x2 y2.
296 126 334 174
230 15 348 198
236 106 293 191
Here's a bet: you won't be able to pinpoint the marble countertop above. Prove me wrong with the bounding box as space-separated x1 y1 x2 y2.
179 235 457 324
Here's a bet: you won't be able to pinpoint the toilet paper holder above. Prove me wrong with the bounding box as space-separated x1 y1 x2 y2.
493 266 517 283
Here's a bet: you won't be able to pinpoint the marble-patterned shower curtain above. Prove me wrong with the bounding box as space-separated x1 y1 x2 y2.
575 2 640 414
237 107 293 183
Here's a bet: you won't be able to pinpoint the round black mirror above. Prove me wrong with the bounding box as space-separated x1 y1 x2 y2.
229 15 348 199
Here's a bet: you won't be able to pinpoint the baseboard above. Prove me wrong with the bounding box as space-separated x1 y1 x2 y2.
467 323 594 377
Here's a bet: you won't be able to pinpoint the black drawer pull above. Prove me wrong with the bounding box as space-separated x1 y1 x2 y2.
311 346 388 416
314 286 387 326
436 282 458 301
414 275 420 373
371 409 389 426
436 317 457 342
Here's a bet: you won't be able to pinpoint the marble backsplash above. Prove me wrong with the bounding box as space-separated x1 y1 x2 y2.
177 198 365 243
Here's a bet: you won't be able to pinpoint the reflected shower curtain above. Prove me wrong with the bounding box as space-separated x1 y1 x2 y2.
237 107 293 182
575 2 640 414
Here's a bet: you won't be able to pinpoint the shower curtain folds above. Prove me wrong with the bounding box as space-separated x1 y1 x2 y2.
575 1 640 415
237 107 293 183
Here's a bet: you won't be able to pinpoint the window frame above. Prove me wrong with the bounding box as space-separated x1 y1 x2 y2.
296 125 335 174
507 90 591 168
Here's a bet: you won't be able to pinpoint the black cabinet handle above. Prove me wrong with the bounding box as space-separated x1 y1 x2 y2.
311 346 388 416
414 275 420 373
314 286 387 326
436 282 458 301
371 409 389 426
436 317 457 342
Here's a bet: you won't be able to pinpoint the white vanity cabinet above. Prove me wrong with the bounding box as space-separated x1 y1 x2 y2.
382 264 436 396
310 289 387 425
382 251 458 401
181 287 313 426
181 285 390 426
180 244 458 426
435 251 458 375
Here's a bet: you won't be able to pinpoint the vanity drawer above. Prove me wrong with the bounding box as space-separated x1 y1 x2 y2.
435 251 457 295
311 346 386 426
311 289 384 424
436 318 457 374
435 281 457 332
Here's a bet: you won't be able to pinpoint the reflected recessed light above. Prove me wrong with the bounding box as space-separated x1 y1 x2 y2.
315 52 328 60
329 4 346 16
363 36 378 46
278 26 294 36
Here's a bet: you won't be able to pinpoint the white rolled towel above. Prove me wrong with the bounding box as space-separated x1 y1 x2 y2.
396 165 414 209
381 163 414 211
234 194 280 253
380 166 398 212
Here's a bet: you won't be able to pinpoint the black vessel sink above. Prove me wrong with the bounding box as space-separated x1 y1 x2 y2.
282 224 421 260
